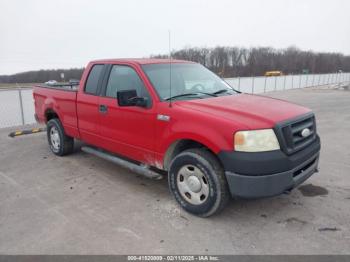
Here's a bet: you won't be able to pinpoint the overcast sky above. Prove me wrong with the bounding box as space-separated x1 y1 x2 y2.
0 0 349 74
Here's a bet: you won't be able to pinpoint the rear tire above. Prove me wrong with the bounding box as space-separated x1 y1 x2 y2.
168 148 230 217
47 118 74 156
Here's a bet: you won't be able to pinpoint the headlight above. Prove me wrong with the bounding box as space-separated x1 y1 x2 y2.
234 129 280 152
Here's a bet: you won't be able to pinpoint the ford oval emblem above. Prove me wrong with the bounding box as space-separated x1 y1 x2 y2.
301 128 311 137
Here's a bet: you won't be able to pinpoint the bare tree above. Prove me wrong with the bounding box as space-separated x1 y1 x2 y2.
152 46 350 77
1 46 350 83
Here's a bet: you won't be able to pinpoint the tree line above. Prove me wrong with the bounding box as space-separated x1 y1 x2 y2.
153 46 350 77
0 68 84 84
1 46 350 83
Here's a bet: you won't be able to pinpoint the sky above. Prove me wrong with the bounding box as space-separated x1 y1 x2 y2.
0 0 350 75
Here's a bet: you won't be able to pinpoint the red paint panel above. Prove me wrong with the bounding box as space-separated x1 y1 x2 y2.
33 59 314 170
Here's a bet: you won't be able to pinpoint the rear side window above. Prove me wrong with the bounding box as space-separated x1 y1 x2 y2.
84 64 103 95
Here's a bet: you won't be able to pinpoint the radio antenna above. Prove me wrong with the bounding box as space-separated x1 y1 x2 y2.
168 30 172 108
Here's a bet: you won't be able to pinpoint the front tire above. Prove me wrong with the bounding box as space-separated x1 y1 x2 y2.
47 118 74 156
168 148 230 217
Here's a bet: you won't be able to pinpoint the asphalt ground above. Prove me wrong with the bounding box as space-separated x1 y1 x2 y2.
0 86 349 254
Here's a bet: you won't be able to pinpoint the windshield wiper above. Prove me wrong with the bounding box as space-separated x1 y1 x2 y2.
196 92 218 97
165 92 216 101
212 89 231 95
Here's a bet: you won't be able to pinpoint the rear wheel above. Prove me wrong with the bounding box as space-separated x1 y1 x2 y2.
168 148 230 217
47 118 74 156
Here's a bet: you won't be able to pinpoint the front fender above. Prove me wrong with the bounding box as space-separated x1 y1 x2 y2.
161 132 225 155
157 127 234 170
154 102 238 170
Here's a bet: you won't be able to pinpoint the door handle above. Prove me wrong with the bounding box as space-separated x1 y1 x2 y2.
99 104 108 113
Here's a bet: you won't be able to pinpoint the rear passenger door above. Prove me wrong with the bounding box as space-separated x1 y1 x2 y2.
77 64 105 144
98 64 156 164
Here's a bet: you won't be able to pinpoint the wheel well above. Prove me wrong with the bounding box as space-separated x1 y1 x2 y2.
45 109 59 122
163 139 217 171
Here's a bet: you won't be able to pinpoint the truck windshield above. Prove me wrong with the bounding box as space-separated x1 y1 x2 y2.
142 63 237 101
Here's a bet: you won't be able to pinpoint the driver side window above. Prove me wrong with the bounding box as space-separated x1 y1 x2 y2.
105 65 149 99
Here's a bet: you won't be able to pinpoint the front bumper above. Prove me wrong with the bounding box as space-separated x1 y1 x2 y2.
218 136 321 198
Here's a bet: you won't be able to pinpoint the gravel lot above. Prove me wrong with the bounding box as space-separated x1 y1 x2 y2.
0 87 349 255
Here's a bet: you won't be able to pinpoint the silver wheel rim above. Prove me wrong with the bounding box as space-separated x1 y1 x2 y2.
50 126 60 151
176 164 210 205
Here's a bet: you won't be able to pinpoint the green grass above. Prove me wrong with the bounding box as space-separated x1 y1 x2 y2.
0 83 39 89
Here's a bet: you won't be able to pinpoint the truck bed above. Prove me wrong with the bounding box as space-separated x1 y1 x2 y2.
33 84 79 138
36 83 79 92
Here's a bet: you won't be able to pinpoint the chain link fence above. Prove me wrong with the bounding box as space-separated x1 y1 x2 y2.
225 72 350 94
0 88 36 128
0 72 349 129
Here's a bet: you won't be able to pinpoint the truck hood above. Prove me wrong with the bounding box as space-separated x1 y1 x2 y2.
177 94 311 129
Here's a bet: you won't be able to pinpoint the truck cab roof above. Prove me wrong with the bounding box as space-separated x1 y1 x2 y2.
90 58 194 65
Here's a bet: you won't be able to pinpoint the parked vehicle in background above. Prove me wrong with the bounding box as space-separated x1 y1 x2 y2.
33 59 321 217
44 80 57 85
265 71 283 76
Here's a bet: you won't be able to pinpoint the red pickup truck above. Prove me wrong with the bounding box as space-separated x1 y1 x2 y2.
34 59 320 217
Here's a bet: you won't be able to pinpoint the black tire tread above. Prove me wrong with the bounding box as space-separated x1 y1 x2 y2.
169 148 230 217
47 118 74 156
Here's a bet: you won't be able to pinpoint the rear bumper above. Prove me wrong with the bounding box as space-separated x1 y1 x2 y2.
218 136 321 198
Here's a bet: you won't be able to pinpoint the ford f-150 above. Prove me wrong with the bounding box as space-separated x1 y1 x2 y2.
33 59 321 217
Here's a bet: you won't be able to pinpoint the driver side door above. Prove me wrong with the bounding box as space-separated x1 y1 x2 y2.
98 64 156 164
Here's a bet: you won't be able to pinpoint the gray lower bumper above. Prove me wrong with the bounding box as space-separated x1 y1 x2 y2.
225 153 320 199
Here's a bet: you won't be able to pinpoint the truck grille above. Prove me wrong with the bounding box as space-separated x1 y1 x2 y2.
275 113 317 155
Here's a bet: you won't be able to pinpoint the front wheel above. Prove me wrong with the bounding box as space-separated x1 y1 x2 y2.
168 148 230 217
47 118 74 156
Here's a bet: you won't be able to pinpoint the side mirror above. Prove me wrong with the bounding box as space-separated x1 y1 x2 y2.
117 90 148 108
